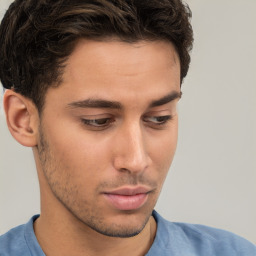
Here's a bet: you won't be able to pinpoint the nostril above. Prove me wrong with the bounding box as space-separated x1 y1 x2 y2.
119 168 129 173
114 153 149 174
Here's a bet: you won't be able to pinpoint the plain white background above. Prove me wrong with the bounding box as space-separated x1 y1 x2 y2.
0 0 255 243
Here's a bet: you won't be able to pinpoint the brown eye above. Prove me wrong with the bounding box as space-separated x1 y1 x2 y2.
143 115 172 125
81 118 114 127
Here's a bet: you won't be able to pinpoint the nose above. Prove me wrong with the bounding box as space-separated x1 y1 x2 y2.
113 122 151 174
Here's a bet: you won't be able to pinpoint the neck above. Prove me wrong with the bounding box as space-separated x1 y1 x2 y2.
34 210 156 256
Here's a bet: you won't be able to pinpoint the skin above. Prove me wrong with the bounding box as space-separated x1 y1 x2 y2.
4 39 181 256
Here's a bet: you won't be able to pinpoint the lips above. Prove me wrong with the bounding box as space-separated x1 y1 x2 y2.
103 187 151 211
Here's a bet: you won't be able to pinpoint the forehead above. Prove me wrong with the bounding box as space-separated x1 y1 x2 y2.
65 39 180 78
44 39 181 109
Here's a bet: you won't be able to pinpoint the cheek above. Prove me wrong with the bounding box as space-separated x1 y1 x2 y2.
44 123 112 181
150 125 178 164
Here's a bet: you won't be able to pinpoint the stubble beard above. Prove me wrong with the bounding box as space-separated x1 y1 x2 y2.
37 125 156 238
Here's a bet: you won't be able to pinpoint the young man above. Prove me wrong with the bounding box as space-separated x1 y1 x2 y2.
0 0 255 255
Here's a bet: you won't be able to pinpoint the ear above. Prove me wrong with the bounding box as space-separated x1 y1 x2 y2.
3 89 39 147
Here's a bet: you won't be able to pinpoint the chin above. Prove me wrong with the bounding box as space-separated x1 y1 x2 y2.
91 225 144 238
78 208 153 238
87 214 150 238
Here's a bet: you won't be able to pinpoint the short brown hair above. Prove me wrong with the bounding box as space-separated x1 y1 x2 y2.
0 0 193 112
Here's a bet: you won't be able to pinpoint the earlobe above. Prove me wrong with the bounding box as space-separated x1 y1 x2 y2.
3 89 39 147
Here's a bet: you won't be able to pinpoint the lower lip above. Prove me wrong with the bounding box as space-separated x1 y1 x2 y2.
104 193 148 211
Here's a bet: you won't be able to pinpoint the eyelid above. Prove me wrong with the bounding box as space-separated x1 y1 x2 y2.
143 115 173 125
80 113 112 118
80 117 115 129
79 112 115 127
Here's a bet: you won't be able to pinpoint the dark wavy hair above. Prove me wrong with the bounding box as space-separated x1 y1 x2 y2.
0 0 193 112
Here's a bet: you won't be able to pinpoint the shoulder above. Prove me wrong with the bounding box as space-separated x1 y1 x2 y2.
0 215 43 256
0 223 28 255
173 222 256 255
148 211 256 256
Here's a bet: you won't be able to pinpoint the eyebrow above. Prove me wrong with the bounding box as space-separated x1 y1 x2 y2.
149 91 182 108
67 91 182 110
68 98 122 109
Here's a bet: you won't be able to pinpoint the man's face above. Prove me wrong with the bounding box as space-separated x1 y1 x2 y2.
35 40 181 237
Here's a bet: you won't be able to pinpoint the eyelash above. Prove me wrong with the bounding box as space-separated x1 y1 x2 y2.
143 115 173 125
81 117 115 128
81 115 173 130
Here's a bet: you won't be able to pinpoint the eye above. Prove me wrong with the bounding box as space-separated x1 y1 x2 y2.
81 117 114 128
143 115 173 126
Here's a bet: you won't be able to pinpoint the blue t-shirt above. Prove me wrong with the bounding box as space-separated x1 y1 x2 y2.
0 211 255 255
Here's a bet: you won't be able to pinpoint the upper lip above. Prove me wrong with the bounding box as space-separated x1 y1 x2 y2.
104 186 152 196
